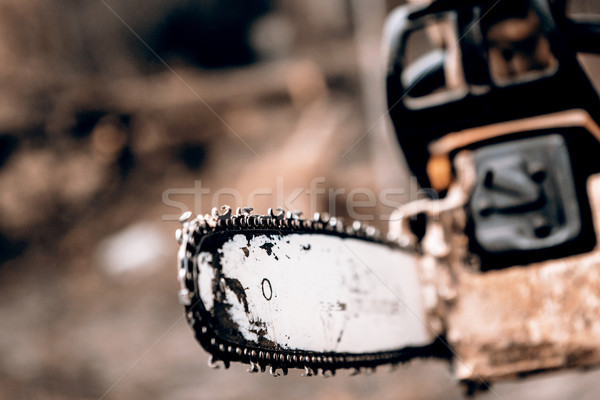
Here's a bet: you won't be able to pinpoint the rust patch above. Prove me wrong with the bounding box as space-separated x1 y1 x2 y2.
224 277 249 313
260 242 274 255
259 241 278 260
566 347 598 367
487 342 555 366
249 318 277 349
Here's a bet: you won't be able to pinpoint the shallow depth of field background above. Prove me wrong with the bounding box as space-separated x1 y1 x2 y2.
2 1 600 399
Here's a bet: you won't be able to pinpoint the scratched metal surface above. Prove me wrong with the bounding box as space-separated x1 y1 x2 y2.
196 232 429 354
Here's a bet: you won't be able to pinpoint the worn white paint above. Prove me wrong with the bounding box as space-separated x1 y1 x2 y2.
197 233 431 353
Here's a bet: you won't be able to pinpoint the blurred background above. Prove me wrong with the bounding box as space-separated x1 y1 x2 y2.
1 0 600 399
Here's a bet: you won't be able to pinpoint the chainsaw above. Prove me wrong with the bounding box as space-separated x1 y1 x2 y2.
176 0 600 386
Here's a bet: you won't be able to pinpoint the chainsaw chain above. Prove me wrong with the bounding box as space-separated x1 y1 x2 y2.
176 206 445 377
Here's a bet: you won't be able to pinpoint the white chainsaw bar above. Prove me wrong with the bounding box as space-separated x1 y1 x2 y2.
177 208 445 376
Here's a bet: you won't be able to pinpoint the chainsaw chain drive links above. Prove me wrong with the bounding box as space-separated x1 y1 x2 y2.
176 206 441 377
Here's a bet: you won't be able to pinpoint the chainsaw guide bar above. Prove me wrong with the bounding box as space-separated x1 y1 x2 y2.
176 207 447 377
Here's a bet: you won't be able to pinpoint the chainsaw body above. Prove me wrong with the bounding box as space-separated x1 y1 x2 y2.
176 0 600 388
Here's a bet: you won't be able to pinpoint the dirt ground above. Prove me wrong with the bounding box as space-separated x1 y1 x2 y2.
2 1 600 399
